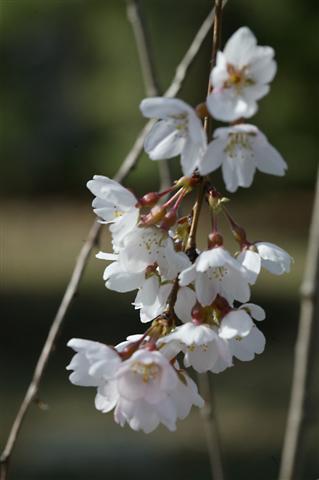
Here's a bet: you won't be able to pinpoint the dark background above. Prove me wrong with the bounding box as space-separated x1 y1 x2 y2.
0 1 318 479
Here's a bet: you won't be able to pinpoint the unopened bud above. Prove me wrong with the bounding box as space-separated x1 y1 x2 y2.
160 209 177 230
140 205 166 226
192 303 205 325
208 232 224 248
195 102 209 119
231 224 247 245
137 191 160 207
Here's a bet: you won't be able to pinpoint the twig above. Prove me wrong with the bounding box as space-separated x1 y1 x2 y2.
198 373 225 480
126 0 159 97
278 168 319 480
0 10 216 480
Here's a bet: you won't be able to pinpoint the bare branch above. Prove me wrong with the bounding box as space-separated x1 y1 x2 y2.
0 10 215 479
198 374 225 480
126 0 159 97
278 168 319 480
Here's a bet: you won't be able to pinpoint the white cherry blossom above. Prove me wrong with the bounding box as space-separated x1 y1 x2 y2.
87 175 139 249
140 97 207 175
160 322 232 374
207 26 277 121
238 242 292 281
68 340 203 433
229 325 266 361
199 124 287 192
66 338 121 387
179 246 251 306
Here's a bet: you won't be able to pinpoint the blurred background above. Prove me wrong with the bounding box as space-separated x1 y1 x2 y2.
1 0 318 479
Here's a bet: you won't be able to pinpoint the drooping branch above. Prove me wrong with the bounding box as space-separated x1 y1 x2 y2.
278 168 319 480
198 374 225 480
0 10 217 480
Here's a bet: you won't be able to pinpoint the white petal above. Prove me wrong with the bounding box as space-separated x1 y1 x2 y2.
207 89 257 122
145 124 185 160
134 276 159 308
220 267 251 304
195 273 218 306
241 303 266 321
237 250 261 284
140 97 191 118
256 242 292 274
198 137 224 176
179 264 197 286
95 382 119 413
219 310 253 339
253 134 287 176
222 146 256 192
223 27 257 67
249 46 276 83
230 325 265 361
174 287 197 323
180 137 203 176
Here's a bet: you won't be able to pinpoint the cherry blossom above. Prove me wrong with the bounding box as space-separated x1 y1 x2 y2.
238 242 292 282
160 322 232 374
140 97 207 175
67 339 204 433
229 325 266 361
207 26 277 121
66 338 121 387
87 175 139 248
198 124 287 192
179 246 251 306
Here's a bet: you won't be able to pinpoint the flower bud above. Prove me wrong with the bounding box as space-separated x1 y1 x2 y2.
140 205 166 226
208 232 224 248
195 102 209 119
137 191 160 207
231 224 247 245
160 210 177 231
191 303 205 325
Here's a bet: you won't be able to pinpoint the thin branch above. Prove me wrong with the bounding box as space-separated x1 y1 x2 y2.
0 10 216 480
198 374 225 480
278 168 319 480
126 0 159 97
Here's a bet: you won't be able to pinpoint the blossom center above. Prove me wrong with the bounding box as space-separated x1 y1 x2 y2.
224 132 254 159
171 113 188 136
131 361 161 383
207 266 228 281
225 64 255 92
138 230 166 255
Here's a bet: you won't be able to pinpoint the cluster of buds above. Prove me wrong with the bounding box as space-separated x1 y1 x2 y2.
67 26 292 433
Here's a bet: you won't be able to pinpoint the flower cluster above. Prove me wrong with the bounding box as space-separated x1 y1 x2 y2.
67 26 292 433
141 27 287 192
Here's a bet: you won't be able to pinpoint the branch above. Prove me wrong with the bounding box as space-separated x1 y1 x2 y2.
278 168 319 480
0 10 215 480
126 0 159 97
198 374 225 480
